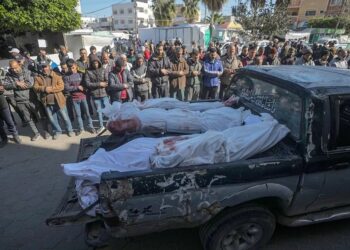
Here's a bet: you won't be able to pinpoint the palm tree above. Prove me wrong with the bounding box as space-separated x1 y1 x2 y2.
202 0 228 12
205 12 225 40
181 0 200 24
152 0 176 27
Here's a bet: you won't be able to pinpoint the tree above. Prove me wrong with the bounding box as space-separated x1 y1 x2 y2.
235 0 291 40
309 16 350 33
152 0 176 27
205 12 225 39
0 0 81 33
202 0 228 39
181 0 200 24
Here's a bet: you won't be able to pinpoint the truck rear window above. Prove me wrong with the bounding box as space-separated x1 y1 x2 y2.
232 75 302 139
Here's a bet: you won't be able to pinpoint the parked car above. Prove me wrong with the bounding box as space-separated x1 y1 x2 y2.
47 66 350 250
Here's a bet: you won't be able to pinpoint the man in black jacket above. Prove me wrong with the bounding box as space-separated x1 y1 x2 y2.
147 44 172 98
85 55 110 133
3 60 43 141
131 54 150 102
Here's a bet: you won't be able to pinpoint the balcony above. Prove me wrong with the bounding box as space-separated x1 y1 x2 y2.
288 0 301 8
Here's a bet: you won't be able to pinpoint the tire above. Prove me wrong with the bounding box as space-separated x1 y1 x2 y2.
199 205 276 250
84 221 110 248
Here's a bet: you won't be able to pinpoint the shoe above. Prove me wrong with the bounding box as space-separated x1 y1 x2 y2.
13 135 22 144
31 133 40 141
76 130 83 136
43 132 50 140
86 127 96 134
52 134 59 140
96 126 105 134
67 132 74 137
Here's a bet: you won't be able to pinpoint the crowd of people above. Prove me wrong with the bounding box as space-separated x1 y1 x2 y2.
0 38 349 147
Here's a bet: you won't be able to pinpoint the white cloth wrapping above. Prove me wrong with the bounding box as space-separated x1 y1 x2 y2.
151 115 289 168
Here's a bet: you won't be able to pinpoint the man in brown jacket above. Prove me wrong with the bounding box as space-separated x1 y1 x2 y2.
34 60 74 140
169 47 189 101
220 44 242 100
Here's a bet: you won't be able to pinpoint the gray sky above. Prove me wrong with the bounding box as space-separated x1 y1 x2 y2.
80 0 239 18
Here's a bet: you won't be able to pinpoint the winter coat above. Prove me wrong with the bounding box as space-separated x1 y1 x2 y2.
186 58 202 87
3 68 34 103
220 55 241 85
34 71 66 109
281 56 296 65
108 69 134 102
169 56 189 89
202 58 223 88
330 57 348 69
147 55 172 87
130 63 150 93
63 72 86 101
85 58 108 98
263 57 281 66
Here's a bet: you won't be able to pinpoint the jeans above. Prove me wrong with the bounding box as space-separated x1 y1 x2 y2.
152 83 169 98
202 86 218 100
73 99 94 131
45 104 73 134
17 102 39 135
0 106 18 139
93 96 109 128
185 85 201 101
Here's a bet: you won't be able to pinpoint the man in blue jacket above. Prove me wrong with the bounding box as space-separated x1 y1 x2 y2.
202 47 223 99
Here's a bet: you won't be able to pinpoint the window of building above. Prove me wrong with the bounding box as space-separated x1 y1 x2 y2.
128 8 133 14
320 10 324 14
120 9 124 14
330 0 343 6
115 20 119 25
305 10 316 16
113 10 118 15
291 11 298 16
128 20 133 24
120 20 125 24
137 7 144 12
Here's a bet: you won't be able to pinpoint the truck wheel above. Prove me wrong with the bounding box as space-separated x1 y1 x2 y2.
85 221 110 248
200 205 276 250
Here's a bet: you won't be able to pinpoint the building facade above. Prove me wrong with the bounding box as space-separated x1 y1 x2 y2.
326 0 349 16
287 0 330 28
89 17 113 31
112 0 155 32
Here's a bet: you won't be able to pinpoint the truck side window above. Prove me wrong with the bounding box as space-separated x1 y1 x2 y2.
331 96 350 148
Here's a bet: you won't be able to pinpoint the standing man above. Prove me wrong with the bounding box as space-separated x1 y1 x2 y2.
101 52 115 74
64 61 95 135
85 55 110 133
148 44 172 98
88 46 98 63
185 49 202 101
202 47 223 99
34 60 74 140
314 50 330 66
241 45 257 66
169 47 189 101
58 45 70 64
0 83 21 146
330 48 348 69
76 48 90 73
295 47 315 66
131 54 150 102
220 45 242 100
263 48 281 65
108 58 133 103
281 47 297 65
3 60 43 141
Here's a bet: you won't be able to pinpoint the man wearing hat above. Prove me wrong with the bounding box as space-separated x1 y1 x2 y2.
9 48 20 59
108 57 133 103
131 54 150 102
34 60 74 140
185 49 202 101
295 46 315 66
202 47 223 99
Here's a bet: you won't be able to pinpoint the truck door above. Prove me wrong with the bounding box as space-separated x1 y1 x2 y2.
307 95 350 210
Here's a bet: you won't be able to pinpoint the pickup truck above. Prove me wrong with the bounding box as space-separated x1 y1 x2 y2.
47 66 350 250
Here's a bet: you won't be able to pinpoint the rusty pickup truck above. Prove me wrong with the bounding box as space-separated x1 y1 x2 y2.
47 66 350 250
